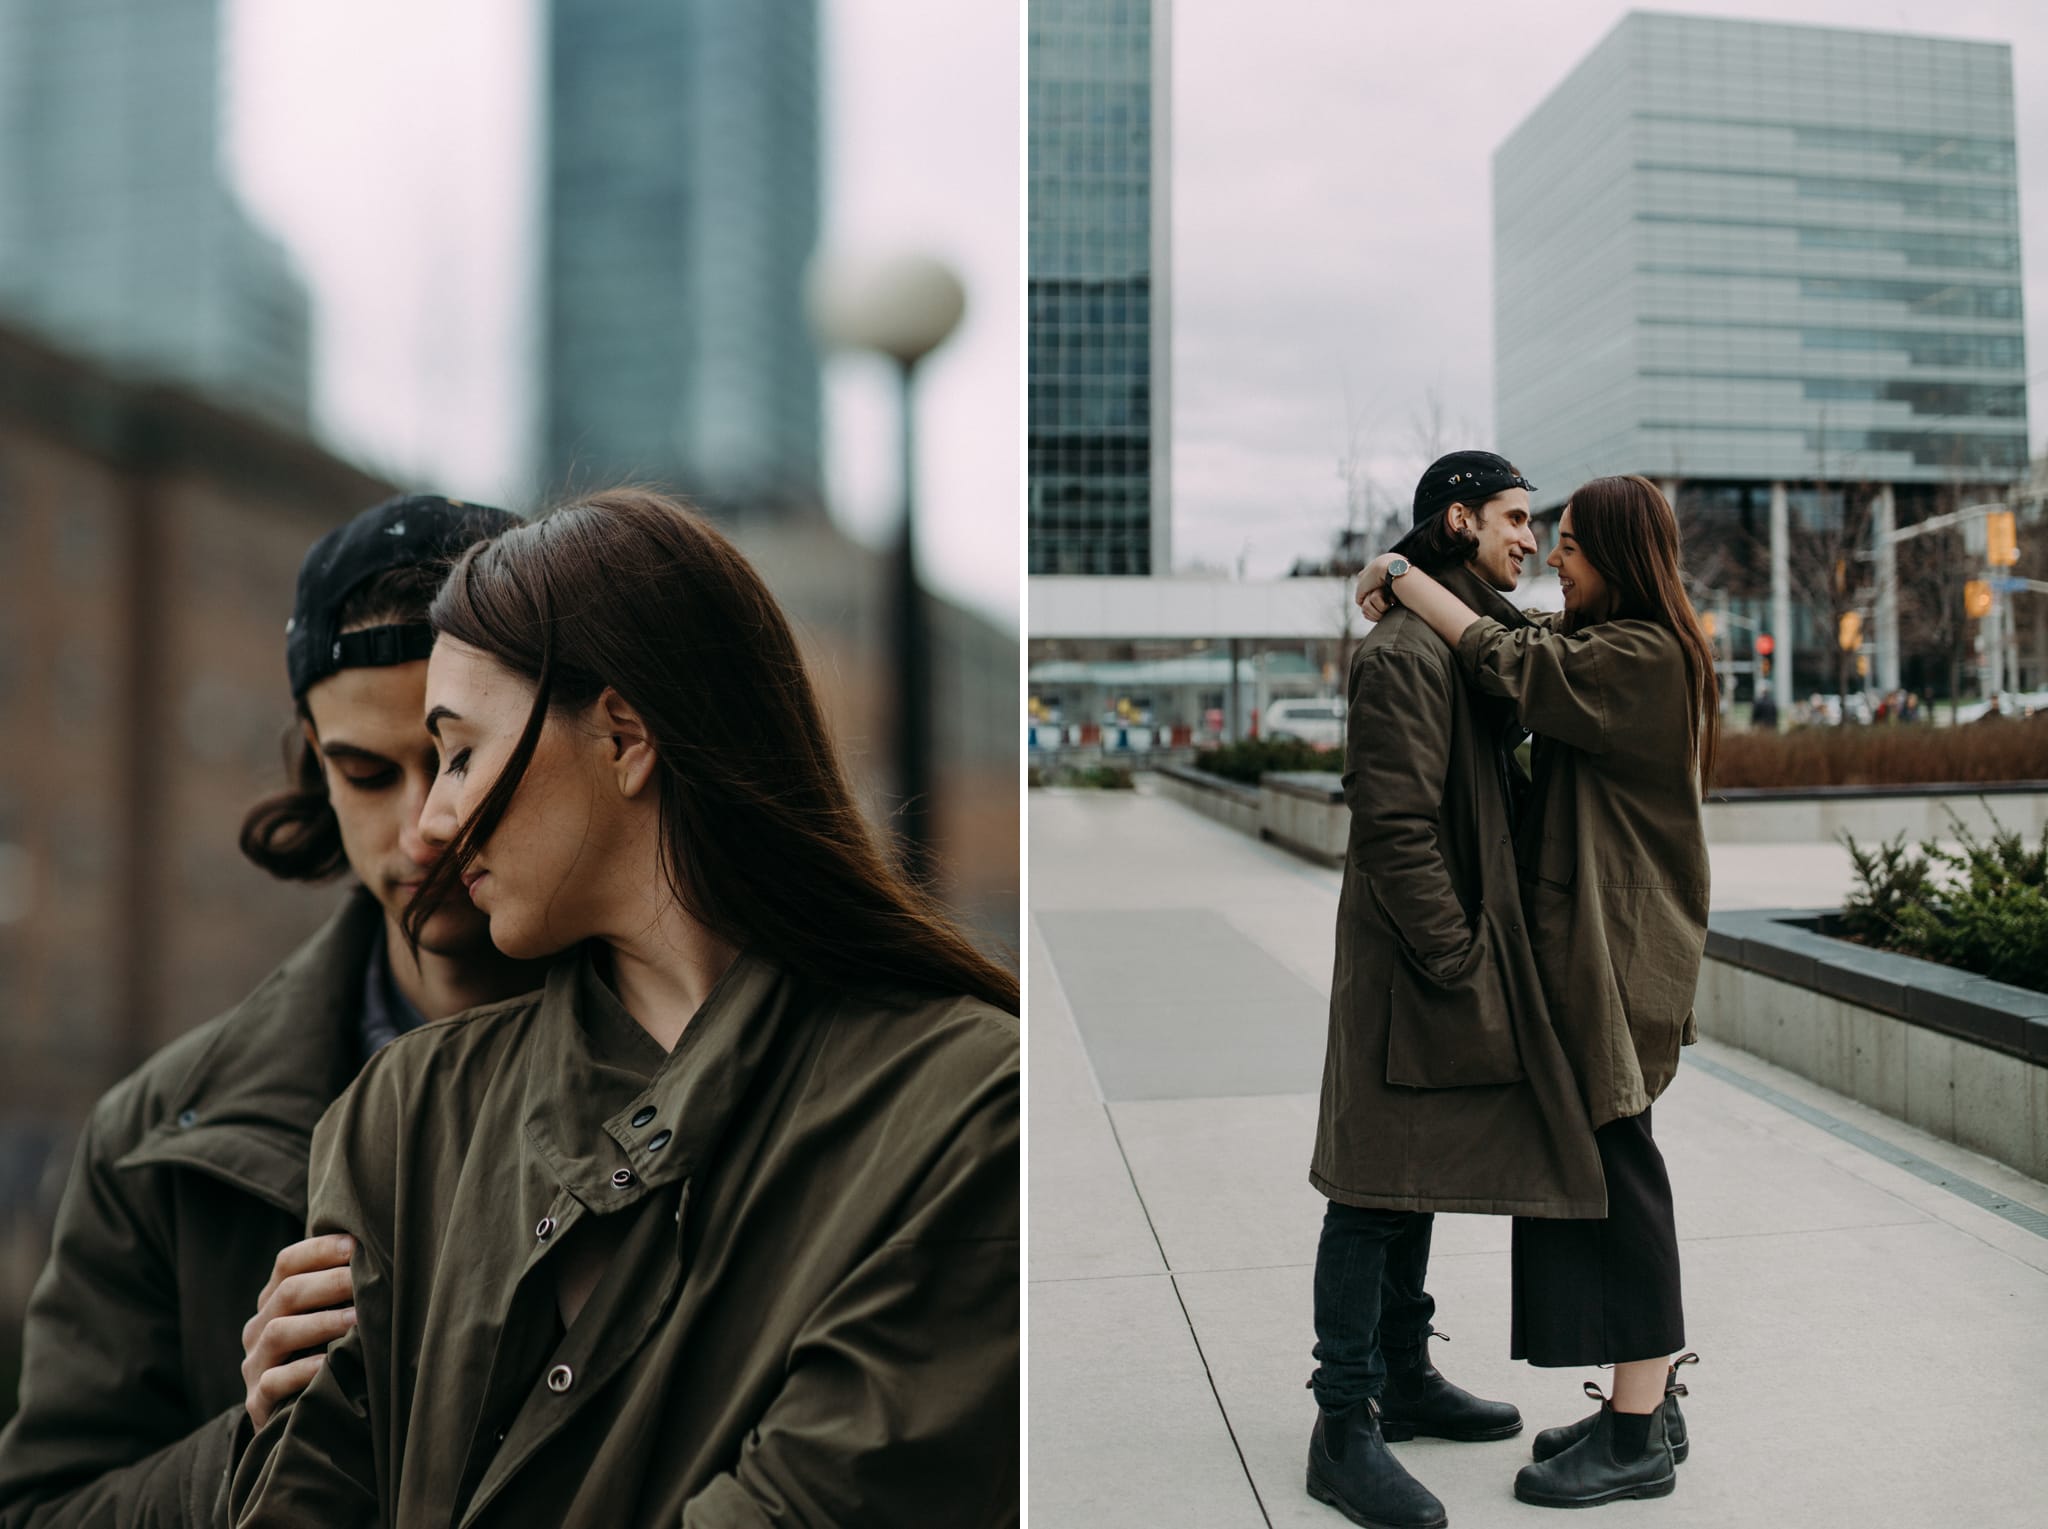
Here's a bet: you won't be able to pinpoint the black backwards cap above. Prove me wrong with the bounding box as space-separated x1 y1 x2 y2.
1411 450 1536 528
286 494 520 702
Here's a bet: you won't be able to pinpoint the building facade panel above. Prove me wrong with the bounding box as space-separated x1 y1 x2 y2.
1028 0 1170 576
1497 12 2028 505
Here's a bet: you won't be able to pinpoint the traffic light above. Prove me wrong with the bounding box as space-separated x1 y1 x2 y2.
1965 580 1993 619
1985 510 2019 567
1701 611 1718 639
1837 611 1863 651
1756 633 1775 657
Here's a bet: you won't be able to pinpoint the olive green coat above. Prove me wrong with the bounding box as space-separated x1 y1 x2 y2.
0 893 379 1529
1455 615 1711 1128
1311 566 1607 1218
228 949 1020 1529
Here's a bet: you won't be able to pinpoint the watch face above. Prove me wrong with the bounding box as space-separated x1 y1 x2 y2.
1388 558 1409 577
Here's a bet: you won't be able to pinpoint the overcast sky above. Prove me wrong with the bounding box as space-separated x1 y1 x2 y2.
1171 0 2048 579
224 0 1019 628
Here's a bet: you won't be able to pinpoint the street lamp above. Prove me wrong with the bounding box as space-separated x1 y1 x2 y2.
806 251 968 882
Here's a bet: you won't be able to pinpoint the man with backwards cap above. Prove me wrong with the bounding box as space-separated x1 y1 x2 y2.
1305 453 1607 1528
0 496 550 1528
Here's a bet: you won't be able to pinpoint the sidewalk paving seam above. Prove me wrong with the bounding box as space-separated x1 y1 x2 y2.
1101 1106 1275 1528
1688 1050 2048 1241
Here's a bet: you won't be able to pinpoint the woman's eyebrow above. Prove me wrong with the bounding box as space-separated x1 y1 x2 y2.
424 706 462 739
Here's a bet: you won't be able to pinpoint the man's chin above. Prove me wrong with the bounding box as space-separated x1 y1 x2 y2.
1488 562 1524 592
393 903 497 959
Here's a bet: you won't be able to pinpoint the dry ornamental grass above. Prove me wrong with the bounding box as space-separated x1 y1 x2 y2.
1713 715 2048 791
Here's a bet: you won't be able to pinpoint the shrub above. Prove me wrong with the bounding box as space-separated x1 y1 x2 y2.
1715 715 2048 790
1841 810 2048 993
1193 738 1341 785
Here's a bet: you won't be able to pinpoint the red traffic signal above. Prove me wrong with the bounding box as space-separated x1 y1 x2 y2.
1756 633 1775 657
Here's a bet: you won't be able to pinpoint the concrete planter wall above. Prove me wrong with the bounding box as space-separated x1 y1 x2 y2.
1257 772 1347 866
1151 765 1261 838
1150 770 2048 856
1696 909 2048 1181
1705 784 2048 844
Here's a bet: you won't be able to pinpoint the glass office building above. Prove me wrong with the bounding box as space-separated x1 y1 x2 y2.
1496 13 2028 503
544 0 822 511
0 0 312 428
1028 0 1172 575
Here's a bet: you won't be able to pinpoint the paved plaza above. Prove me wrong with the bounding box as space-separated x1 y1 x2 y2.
1028 785 2048 1528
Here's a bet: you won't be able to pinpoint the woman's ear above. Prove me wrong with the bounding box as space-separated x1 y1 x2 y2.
595 687 658 799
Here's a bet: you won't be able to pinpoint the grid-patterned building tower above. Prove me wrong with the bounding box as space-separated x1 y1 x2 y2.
0 0 312 428
543 0 823 513
1027 0 1172 575
1495 13 2028 694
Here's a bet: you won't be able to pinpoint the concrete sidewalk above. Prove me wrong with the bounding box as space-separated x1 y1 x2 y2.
1028 785 2048 1528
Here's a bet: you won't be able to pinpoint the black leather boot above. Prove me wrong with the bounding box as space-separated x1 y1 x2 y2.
1306 1398 1449 1529
1531 1353 1695 1464
1378 1329 1523 1443
1513 1385 1677 1508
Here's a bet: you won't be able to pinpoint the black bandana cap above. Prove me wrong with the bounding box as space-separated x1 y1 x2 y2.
286 493 521 701
1411 450 1536 527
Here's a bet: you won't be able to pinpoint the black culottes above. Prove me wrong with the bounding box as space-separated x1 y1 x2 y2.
1511 1106 1685 1367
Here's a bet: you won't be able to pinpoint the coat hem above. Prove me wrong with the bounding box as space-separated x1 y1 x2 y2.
1309 1170 1603 1220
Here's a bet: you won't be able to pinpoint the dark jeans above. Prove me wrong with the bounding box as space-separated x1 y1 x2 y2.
1309 1201 1436 1413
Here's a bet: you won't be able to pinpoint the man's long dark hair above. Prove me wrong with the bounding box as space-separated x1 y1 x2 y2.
401 488 1019 1015
238 564 448 880
1389 496 1494 574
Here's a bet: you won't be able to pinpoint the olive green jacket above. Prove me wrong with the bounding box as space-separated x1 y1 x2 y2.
1455 614 1711 1128
1311 566 1607 1218
229 948 1020 1529
0 892 379 1529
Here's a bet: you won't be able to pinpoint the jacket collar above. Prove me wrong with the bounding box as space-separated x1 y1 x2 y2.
1438 562 1530 629
115 890 381 1212
521 944 812 1209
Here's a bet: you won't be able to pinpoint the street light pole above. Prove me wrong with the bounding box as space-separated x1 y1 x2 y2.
806 251 967 883
893 356 933 883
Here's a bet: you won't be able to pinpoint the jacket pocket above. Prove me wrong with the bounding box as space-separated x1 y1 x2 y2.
1385 920 1526 1088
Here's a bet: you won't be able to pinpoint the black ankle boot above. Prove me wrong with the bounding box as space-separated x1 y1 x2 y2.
1378 1329 1523 1443
1513 1386 1677 1509
1307 1398 1449 1529
1531 1353 1695 1464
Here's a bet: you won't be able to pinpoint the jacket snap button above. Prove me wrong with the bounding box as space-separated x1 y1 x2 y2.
176 1109 197 1129
630 1106 657 1128
535 1216 555 1240
546 1364 573 1393
611 1169 633 1188
647 1129 672 1152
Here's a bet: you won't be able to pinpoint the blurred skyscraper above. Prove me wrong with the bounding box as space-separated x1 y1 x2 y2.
1028 0 1172 576
543 0 823 512
0 0 312 428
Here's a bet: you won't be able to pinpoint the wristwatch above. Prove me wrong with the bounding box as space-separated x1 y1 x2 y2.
1384 557 1410 582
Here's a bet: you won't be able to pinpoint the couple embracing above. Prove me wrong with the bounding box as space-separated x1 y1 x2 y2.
1306 453 1717 1525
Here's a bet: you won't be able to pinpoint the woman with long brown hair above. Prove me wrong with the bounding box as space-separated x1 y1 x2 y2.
1353 474 1715 1511
231 489 1019 1528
